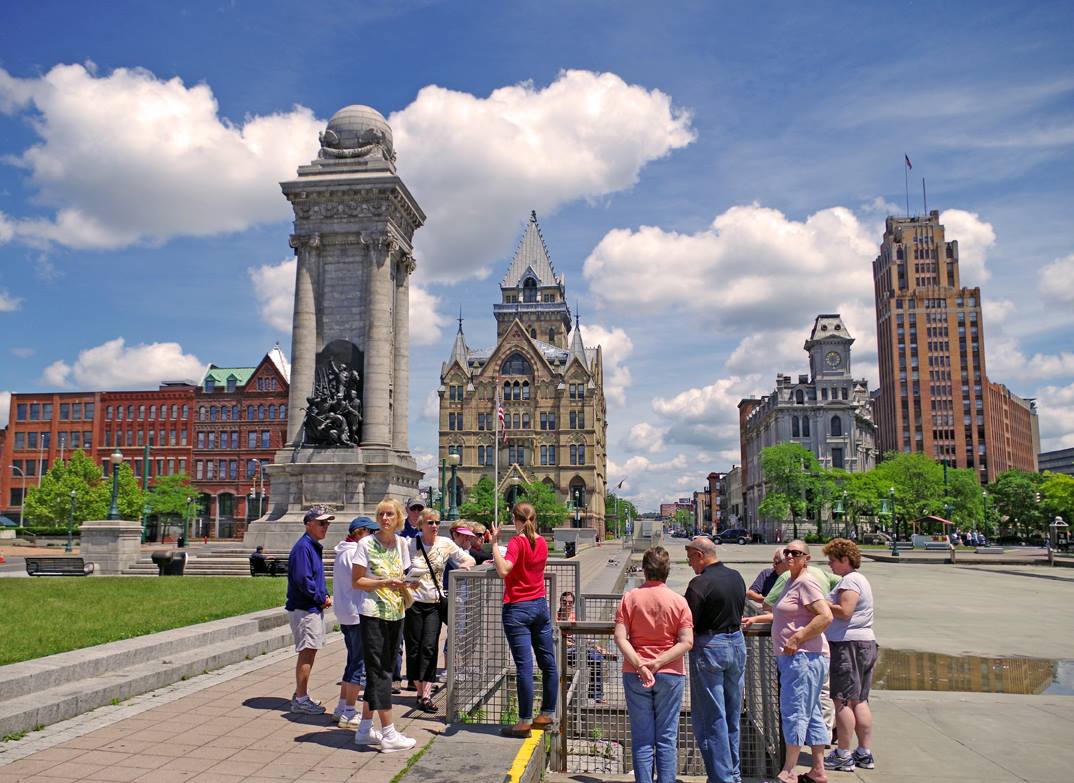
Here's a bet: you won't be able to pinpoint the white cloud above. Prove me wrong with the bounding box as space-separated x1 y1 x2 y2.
580 323 633 406
10 347 34 358
627 422 667 454
987 338 1074 382
0 63 321 249
248 256 447 344
40 338 205 389
1040 253 1074 305
0 392 10 428
651 374 765 456
1036 379 1074 450
0 213 13 244
422 390 440 422
938 209 996 282
392 69 695 281
0 289 22 311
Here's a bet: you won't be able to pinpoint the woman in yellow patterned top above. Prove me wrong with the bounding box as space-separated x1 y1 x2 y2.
352 498 416 753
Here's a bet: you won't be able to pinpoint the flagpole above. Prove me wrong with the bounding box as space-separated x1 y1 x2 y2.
904 161 910 217
922 177 928 215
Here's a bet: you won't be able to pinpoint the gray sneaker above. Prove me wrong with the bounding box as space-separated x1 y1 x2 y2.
852 749 875 770
290 696 326 715
824 750 856 771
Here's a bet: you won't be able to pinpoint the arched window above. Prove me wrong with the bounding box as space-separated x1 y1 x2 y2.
258 405 265 420
512 381 521 401
210 406 219 422
522 381 530 400
803 417 811 437
569 477 587 509
246 405 254 420
503 381 511 400
792 416 800 437
232 405 239 420
795 389 804 405
280 404 286 420
523 278 538 303
522 413 530 429
512 413 520 429
830 415 843 437
268 405 276 420
199 406 207 421
501 353 533 376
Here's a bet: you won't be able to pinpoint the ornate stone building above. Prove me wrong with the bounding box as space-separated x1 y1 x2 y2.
740 314 877 537
438 212 608 534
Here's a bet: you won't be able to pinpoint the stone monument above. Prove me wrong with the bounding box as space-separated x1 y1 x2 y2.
244 105 425 549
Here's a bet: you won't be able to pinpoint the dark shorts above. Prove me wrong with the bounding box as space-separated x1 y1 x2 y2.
829 640 878 702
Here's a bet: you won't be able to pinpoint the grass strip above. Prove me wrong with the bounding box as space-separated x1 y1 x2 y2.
0 577 287 665
389 737 435 783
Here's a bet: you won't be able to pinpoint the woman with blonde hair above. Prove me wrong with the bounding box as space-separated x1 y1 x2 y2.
352 498 416 753
491 502 558 737
406 508 475 712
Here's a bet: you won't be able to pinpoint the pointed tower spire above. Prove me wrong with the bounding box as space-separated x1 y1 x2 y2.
568 304 587 368
447 306 469 370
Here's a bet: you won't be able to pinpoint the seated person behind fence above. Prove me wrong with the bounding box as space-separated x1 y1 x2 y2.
556 591 612 703
492 502 558 738
614 547 694 783
821 538 877 773
744 540 833 783
746 547 788 603
453 521 492 564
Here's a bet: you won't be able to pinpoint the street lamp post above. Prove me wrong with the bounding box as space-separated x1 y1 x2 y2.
182 496 192 548
66 490 76 553
439 458 447 516
107 449 124 521
982 490 991 536
889 487 899 558
447 452 461 521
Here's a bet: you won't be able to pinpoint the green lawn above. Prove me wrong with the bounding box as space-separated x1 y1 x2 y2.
0 577 290 665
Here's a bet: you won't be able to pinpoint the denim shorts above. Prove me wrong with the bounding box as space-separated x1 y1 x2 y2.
340 623 365 685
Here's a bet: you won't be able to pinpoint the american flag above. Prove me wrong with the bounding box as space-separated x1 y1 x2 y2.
497 398 507 443
904 154 912 170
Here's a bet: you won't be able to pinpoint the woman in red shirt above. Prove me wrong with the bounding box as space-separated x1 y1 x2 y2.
491 502 558 738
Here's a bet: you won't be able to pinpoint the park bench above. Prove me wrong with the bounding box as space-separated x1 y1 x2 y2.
924 541 953 551
25 557 95 576
249 555 287 577
975 546 1007 555
894 541 914 551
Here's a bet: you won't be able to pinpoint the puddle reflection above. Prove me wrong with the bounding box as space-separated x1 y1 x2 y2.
874 649 1074 695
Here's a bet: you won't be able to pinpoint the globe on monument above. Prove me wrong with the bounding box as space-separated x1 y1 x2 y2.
319 104 395 160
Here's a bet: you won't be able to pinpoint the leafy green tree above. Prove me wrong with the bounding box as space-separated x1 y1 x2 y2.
22 451 144 525
987 469 1045 536
148 473 195 520
517 481 569 531
946 466 987 531
458 475 509 527
673 507 694 533
872 453 943 533
605 492 638 533
759 443 821 536
1040 472 1074 526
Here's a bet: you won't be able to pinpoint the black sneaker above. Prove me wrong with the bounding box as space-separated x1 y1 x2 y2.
852 749 875 770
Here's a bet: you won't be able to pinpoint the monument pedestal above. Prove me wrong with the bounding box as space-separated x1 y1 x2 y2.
243 447 421 550
80 519 144 575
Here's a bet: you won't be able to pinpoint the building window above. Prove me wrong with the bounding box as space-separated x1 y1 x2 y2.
512 413 520 429
522 413 530 429
830 416 842 437
227 378 237 393
149 405 156 420
795 389 804 404
258 405 265 420
501 353 533 376
802 418 810 437
521 382 530 400
792 416 800 437
268 405 276 420
261 431 270 448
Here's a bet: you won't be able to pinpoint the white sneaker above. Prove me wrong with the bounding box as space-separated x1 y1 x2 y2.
378 732 417 753
337 711 361 729
354 727 383 746
290 696 326 714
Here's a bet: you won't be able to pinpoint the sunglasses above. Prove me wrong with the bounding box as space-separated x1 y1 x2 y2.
315 520 330 527
783 549 808 559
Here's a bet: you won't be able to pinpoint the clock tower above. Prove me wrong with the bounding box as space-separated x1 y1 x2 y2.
805 313 853 380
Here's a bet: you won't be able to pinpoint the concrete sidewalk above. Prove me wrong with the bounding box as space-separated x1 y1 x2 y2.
0 636 444 783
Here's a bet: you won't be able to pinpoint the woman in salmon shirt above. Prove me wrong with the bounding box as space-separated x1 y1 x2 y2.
491 502 558 738
613 546 694 783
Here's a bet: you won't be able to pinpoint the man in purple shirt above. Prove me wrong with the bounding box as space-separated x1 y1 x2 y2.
286 506 334 713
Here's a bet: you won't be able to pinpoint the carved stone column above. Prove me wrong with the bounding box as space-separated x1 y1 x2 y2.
362 235 394 448
392 253 414 452
286 233 320 445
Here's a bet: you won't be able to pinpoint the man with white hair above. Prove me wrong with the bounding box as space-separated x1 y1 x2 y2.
684 535 747 783
747 547 788 603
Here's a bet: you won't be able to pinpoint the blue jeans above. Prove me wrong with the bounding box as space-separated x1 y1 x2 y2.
502 598 558 721
340 623 365 685
777 652 829 746
623 672 684 783
689 631 746 783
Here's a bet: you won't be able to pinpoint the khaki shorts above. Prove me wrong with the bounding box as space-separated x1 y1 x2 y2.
289 609 326 652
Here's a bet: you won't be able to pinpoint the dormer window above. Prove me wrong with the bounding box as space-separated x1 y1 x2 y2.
522 278 538 303
226 376 237 393
205 377 215 393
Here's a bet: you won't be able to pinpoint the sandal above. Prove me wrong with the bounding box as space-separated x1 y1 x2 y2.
417 697 437 713
798 774 828 783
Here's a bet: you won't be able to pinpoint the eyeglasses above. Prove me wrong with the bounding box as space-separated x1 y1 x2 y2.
315 521 330 528
783 549 808 559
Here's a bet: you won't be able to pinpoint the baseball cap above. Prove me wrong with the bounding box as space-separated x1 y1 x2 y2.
452 526 477 538
406 497 425 511
349 516 379 533
303 506 335 524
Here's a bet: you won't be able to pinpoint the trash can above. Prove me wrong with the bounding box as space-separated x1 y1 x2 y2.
150 550 188 576
564 541 576 558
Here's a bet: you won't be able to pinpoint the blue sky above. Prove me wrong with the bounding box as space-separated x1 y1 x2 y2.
2 1 1073 511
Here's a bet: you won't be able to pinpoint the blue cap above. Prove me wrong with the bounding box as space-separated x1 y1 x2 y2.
349 516 379 533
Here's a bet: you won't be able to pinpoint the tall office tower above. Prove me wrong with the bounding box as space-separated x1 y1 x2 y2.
872 210 990 482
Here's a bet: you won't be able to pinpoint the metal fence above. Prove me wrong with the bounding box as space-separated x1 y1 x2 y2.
446 558 580 726
549 620 781 780
578 593 622 622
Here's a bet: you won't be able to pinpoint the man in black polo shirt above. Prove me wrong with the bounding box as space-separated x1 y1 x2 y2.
684 536 747 783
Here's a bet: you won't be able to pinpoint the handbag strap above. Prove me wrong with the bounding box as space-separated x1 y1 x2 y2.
416 536 445 600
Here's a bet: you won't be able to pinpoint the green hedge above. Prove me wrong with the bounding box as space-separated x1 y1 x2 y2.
14 526 75 537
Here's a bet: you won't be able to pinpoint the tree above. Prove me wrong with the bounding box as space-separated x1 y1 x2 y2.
605 492 638 529
872 452 943 532
946 467 987 531
1040 472 1074 527
148 473 195 519
517 481 569 531
673 508 694 533
759 443 822 536
987 469 1045 536
22 450 145 526
458 475 509 527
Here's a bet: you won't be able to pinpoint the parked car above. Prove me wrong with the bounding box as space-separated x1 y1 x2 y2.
712 528 751 545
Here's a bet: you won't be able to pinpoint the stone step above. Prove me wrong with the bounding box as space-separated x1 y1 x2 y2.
0 621 300 738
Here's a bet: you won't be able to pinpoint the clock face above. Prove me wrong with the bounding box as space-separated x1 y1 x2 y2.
825 351 842 369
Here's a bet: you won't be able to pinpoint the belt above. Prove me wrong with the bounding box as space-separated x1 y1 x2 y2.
701 626 741 635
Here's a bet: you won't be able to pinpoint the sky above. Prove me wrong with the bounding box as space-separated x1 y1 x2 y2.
1 1 1073 512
